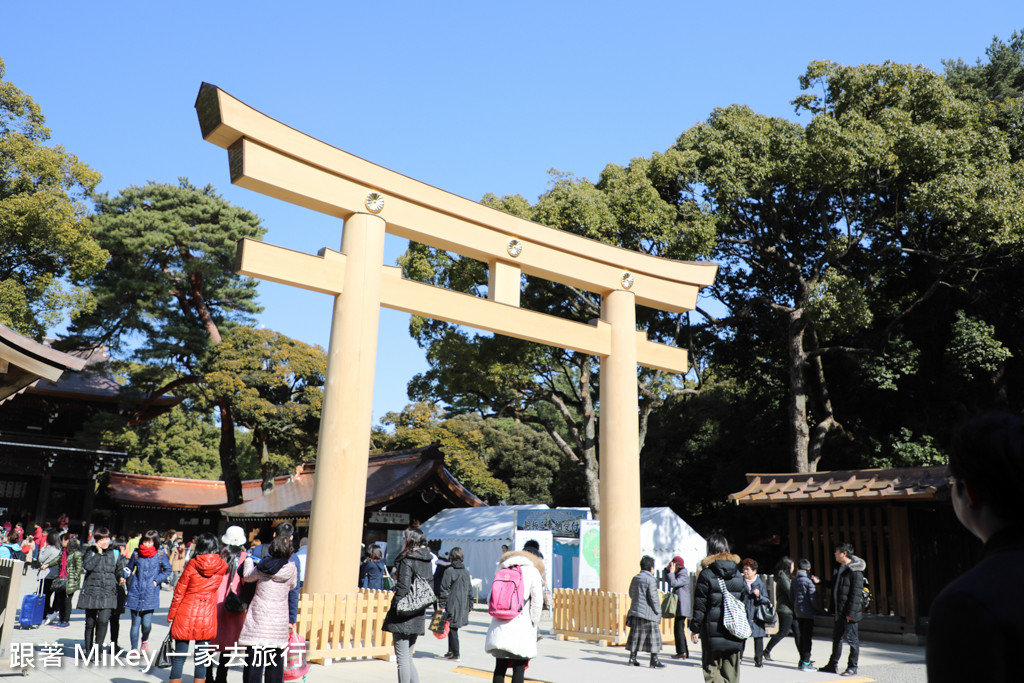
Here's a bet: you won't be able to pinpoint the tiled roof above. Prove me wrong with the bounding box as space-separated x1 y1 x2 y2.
104 471 295 509
728 466 950 506
221 444 485 519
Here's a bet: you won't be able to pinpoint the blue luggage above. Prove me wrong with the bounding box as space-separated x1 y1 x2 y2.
18 580 45 628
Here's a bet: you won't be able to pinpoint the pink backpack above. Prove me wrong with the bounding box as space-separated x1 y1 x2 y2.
488 565 526 620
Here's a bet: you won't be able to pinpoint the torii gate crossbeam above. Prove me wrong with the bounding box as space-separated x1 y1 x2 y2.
195 83 717 596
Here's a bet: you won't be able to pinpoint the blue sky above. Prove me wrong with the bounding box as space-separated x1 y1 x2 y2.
4 1 1020 425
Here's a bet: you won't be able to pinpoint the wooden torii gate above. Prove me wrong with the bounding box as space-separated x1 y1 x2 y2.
195 84 717 597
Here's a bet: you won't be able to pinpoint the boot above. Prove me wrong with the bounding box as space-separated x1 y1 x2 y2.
627 652 640 666
650 653 665 669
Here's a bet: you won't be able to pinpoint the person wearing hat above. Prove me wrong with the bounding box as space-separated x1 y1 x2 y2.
125 529 172 654
665 556 692 659
212 525 248 683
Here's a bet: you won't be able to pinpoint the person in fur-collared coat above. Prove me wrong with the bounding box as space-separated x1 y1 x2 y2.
485 549 544 683
690 533 745 683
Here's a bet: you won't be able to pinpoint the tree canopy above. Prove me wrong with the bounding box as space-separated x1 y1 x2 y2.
66 179 266 502
0 58 107 336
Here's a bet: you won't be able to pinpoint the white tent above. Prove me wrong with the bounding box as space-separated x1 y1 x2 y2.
418 505 548 599
641 506 707 576
419 505 705 597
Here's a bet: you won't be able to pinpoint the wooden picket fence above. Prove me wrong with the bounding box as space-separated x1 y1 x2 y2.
295 589 393 662
551 588 677 646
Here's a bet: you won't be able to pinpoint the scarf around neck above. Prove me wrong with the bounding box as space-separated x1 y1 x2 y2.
257 557 288 575
139 544 157 559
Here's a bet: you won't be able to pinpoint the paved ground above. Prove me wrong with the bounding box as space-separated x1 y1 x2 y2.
3 575 926 682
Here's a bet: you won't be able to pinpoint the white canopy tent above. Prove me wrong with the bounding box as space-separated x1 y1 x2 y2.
418 504 548 600
641 506 707 576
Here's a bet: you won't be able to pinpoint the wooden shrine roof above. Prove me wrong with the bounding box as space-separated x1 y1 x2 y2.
220 443 485 520
728 466 951 506
103 470 295 510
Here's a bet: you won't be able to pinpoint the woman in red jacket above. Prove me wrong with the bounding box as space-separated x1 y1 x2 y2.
168 532 227 683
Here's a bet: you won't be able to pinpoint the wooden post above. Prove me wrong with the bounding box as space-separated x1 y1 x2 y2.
304 212 386 596
887 504 916 627
598 289 641 594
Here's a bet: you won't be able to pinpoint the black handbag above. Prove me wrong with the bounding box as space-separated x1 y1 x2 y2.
50 577 68 592
755 600 778 626
147 633 174 671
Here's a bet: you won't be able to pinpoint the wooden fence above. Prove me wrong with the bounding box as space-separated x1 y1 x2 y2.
295 589 393 662
551 589 677 646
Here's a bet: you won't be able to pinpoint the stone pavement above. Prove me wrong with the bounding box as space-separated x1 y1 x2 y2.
4 577 926 683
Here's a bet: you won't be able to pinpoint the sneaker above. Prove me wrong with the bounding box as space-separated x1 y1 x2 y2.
140 642 149 653
818 664 838 673
799 660 815 671
55 621 71 629
840 668 858 677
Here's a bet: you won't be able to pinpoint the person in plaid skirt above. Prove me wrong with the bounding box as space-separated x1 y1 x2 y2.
626 555 665 668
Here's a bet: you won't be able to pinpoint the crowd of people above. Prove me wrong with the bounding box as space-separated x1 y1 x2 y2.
2 519 303 683
5 413 1020 682
621 534 866 681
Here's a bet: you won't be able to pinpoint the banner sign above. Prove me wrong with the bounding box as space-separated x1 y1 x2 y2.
515 509 590 538
577 519 601 589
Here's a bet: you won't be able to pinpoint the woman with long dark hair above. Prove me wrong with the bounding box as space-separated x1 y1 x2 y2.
763 556 800 663
168 532 227 683
382 526 433 683
690 533 745 683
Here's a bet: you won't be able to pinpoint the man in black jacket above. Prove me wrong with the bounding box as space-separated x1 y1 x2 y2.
819 542 865 677
927 414 1024 683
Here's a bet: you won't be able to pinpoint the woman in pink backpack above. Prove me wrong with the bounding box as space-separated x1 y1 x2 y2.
484 548 544 683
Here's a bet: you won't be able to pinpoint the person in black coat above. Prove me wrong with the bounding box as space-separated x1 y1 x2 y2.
763 556 800 664
438 546 473 661
77 528 124 653
382 527 434 683
817 542 865 676
927 413 1024 683
690 533 745 683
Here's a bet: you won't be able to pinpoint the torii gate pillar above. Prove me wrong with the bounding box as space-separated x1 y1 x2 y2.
599 290 642 592
304 212 386 596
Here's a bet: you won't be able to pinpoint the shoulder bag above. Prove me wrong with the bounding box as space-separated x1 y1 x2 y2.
396 574 435 616
716 576 752 639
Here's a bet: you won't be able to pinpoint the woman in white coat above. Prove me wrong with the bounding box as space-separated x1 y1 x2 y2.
484 549 544 683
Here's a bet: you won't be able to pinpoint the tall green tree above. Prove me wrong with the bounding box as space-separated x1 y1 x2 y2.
672 59 1024 472
371 402 512 503
66 180 265 503
0 58 107 336
203 326 325 491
